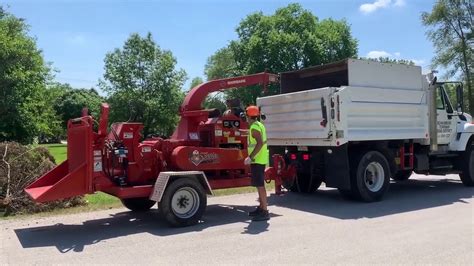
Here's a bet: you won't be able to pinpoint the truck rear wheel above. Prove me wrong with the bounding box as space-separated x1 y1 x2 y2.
158 178 207 227
392 170 412 181
348 151 390 202
459 142 474 186
121 197 156 212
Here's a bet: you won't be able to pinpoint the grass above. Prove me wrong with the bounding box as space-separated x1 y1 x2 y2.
2 144 274 219
42 143 67 164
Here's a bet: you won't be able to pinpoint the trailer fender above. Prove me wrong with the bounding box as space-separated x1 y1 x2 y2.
149 171 213 203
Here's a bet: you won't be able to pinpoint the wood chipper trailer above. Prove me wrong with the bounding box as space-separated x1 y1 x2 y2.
25 72 295 227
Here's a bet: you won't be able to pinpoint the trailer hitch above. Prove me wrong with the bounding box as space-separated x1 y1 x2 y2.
265 154 296 195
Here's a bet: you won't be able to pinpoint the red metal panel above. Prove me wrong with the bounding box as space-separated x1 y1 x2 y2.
171 146 247 171
208 177 252 189
100 185 153 199
25 117 95 202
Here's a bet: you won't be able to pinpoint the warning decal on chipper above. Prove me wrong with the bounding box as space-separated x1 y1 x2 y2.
189 150 219 166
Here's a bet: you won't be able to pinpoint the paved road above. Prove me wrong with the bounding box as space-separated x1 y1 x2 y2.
1 174 473 265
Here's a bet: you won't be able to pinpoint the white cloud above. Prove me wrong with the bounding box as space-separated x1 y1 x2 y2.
394 52 401 57
66 34 86 45
359 0 405 14
394 0 406 7
367 50 393 58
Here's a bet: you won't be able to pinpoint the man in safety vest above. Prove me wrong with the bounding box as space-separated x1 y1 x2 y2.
244 105 270 221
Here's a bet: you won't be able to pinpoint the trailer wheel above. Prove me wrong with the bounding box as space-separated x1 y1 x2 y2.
459 142 474 186
121 198 156 212
350 151 390 202
392 170 412 181
158 178 207 227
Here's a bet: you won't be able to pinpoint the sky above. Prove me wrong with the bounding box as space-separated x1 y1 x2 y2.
5 0 437 92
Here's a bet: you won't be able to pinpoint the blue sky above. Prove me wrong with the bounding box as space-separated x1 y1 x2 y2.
5 0 436 92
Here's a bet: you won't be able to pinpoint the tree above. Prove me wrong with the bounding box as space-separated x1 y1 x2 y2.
0 7 55 143
99 33 186 137
205 3 358 106
422 0 473 114
205 47 239 80
52 83 104 136
363 57 415 66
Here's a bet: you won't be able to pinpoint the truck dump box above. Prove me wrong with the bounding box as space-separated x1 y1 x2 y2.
25 117 95 202
259 59 429 146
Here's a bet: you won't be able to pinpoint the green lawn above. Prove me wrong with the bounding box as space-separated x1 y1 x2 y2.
32 143 274 217
42 143 67 163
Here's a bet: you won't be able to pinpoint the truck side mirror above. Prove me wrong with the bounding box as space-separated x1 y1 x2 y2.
456 84 464 113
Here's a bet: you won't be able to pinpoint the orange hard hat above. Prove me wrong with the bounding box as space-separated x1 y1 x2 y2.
246 105 260 117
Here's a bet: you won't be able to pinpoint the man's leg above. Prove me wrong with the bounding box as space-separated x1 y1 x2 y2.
257 186 267 211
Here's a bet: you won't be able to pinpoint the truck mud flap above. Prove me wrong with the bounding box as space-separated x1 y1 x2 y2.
324 144 351 190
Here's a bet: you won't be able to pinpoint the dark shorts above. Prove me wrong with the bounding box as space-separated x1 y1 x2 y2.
251 163 266 187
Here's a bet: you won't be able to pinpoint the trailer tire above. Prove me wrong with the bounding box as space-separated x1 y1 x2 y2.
392 170 412 181
350 151 390 202
121 198 156 212
459 141 474 187
159 178 207 227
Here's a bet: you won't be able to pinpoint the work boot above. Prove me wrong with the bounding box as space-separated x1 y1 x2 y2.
252 209 270 221
248 206 263 217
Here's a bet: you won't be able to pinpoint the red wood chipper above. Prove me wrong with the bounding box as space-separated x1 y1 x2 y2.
25 73 296 227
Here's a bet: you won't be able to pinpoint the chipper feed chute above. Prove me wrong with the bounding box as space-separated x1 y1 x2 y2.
25 116 95 202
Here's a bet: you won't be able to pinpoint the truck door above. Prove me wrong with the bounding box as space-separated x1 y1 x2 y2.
436 86 457 145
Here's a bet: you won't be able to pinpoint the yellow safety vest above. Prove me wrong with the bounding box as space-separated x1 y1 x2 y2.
248 121 269 165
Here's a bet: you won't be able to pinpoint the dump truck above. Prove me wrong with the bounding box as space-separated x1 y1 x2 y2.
24 59 473 227
258 59 474 202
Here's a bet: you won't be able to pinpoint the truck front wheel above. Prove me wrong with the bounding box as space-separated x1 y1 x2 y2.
159 178 207 227
460 142 474 186
349 151 390 202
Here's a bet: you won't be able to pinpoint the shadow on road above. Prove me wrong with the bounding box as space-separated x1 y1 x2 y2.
14 175 472 253
269 175 473 220
14 204 275 253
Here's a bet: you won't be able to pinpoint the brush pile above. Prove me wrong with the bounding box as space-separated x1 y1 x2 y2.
0 142 85 216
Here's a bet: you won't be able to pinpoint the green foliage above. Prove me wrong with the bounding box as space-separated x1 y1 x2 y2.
205 3 358 106
99 33 187 137
0 8 55 144
52 83 104 136
205 47 239 80
362 57 416 66
189 77 204 90
422 0 473 114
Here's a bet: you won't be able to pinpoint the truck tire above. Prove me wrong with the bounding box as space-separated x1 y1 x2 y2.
349 151 390 202
459 141 474 186
392 170 412 181
158 178 207 227
121 197 156 212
